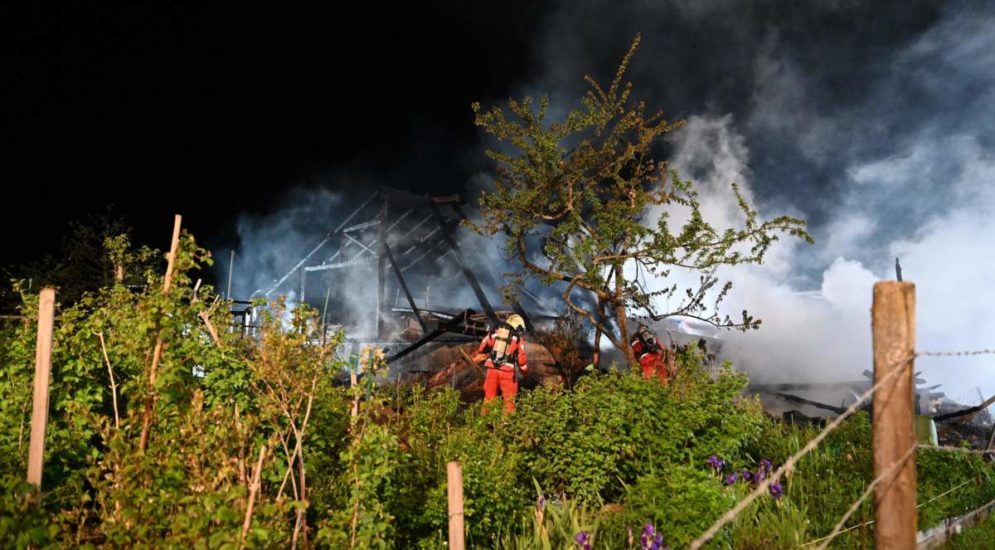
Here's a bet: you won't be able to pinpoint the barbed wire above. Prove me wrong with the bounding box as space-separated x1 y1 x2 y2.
918 444 995 455
801 478 976 547
813 444 917 550
920 479 976 508
687 353 915 550
917 349 995 357
686 342 993 548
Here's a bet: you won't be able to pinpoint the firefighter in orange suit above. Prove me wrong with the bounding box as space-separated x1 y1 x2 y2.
477 314 528 413
630 324 671 384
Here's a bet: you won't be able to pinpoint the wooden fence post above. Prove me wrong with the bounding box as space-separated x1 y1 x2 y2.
872 281 917 549
447 461 465 550
27 288 55 492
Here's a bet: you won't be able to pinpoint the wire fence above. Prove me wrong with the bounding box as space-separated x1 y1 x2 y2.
919 444 995 455
801 478 977 547
688 345 995 549
917 349 995 357
814 443 919 550
688 353 916 549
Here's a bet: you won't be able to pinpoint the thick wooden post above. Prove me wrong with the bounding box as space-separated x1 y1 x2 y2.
27 288 55 491
872 281 917 549
447 461 465 550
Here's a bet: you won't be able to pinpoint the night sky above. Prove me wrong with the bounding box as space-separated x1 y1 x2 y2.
1 1 550 265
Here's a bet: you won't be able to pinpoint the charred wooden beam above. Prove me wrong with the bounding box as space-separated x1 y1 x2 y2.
933 393 995 423
774 392 847 414
385 309 476 364
304 256 376 272
430 198 499 328
448 201 535 333
261 189 379 297
749 381 870 392
377 195 389 339
384 239 429 334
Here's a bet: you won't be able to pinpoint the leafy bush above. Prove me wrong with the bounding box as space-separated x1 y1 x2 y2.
0 475 58 550
608 465 734 548
2 229 995 548
505 357 765 507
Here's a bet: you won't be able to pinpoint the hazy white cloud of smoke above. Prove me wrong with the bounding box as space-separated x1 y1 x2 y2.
224 187 379 337
646 115 879 385
634 0 995 402
220 0 995 405
225 182 516 342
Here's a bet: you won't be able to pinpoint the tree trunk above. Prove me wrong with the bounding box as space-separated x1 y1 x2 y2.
611 266 635 366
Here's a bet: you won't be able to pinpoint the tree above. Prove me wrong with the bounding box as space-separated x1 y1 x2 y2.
470 35 812 366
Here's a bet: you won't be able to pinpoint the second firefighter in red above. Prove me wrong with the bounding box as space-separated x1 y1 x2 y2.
630 324 671 384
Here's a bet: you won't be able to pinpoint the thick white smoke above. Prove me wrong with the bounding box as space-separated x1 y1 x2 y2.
219 0 995 406
639 115 877 386
223 183 516 341
628 0 995 402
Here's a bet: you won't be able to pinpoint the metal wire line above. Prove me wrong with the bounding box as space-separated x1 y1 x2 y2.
740 346 995 549
687 353 916 550
797 347 995 548
813 444 918 550
917 349 995 357
918 444 995 455
801 478 976 547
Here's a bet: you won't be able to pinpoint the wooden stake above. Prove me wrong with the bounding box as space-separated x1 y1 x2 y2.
27 288 55 492
239 445 267 549
447 461 465 550
139 214 182 452
161 214 182 294
872 281 917 549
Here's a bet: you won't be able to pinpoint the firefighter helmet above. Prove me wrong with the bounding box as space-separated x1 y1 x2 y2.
506 314 526 332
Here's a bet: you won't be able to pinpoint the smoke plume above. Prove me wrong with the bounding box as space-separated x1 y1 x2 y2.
222 0 995 403
523 0 995 401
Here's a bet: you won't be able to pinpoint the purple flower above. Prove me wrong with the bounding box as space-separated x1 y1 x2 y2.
640 523 655 549
575 531 592 550
724 472 738 485
759 458 774 475
754 467 766 483
706 455 725 471
536 494 546 510
640 524 666 550
741 470 754 483
769 482 784 499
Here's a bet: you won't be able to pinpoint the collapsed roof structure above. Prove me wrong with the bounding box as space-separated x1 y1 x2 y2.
748 371 995 448
237 186 575 392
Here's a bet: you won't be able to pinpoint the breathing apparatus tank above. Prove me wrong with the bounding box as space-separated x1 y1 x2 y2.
489 314 526 381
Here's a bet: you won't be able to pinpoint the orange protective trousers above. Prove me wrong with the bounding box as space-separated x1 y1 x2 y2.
483 367 518 412
639 351 670 385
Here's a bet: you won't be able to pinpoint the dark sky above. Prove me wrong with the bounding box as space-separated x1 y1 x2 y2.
1 1 551 265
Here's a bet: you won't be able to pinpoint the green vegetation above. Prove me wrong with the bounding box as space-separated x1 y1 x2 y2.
941 512 995 549
1 232 993 548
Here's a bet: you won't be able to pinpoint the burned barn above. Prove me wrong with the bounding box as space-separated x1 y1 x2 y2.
748 371 995 448
234 186 593 395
